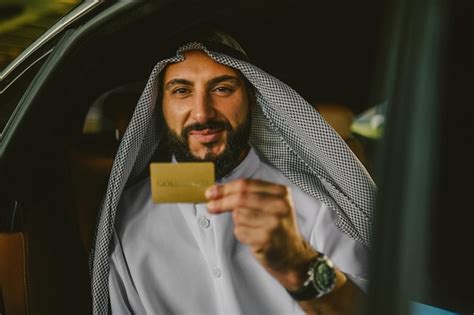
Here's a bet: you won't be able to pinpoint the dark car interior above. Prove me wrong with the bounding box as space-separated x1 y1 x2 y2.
1 0 472 314
0 1 384 313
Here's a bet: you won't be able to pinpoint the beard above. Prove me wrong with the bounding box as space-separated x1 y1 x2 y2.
163 114 251 179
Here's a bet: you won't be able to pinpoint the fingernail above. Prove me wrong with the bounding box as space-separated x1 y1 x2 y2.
205 186 217 199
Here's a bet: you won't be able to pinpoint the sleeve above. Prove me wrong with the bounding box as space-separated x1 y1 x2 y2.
109 229 147 315
309 203 370 293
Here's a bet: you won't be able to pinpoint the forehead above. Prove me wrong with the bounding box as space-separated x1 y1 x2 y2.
163 50 241 81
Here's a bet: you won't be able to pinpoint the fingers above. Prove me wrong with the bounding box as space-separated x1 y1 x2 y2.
233 225 273 251
204 179 307 270
206 179 291 214
207 192 289 215
206 179 288 200
232 208 279 228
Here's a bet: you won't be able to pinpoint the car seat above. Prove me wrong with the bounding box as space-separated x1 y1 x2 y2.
69 82 144 254
0 231 29 315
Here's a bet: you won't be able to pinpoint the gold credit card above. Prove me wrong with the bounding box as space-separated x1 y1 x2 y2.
150 162 215 203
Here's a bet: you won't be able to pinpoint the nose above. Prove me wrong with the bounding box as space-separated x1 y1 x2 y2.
190 90 216 124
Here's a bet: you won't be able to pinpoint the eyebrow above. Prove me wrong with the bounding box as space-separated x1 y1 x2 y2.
207 75 242 87
164 75 242 91
164 79 193 91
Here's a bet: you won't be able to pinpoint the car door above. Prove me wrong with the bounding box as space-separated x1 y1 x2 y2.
0 1 384 313
367 0 473 314
0 2 113 314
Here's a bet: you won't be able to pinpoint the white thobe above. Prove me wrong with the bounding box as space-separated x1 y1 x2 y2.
109 148 369 314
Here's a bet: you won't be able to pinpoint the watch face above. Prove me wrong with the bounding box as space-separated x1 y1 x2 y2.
313 259 336 293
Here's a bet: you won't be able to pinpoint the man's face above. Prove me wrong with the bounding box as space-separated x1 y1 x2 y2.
161 50 252 177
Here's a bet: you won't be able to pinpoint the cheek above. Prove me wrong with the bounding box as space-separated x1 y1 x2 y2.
232 112 243 123
162 101 188 133
227 97 249 127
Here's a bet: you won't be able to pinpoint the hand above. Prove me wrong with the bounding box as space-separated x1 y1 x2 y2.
205 179 317 289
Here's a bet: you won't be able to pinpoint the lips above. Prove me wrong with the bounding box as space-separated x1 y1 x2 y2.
189 128 224 143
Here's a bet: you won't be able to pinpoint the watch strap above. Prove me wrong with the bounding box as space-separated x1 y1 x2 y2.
286 280 322 301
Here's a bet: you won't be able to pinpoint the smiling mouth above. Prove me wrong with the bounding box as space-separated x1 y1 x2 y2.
189 128 225 143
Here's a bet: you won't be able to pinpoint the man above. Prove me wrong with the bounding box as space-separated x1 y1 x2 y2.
91 31 376 314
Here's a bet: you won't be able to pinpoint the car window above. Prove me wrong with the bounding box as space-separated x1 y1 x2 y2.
0 0 103 137
0 0 82 72
0 53 48 136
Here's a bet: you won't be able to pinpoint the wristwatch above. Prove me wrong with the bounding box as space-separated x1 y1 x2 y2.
286 254 337 301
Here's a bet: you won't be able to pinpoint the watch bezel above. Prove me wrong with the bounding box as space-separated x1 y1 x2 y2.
308 255 337 297
287 254 337 301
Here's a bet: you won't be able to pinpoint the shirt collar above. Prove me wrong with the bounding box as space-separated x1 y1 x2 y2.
217 146 260 184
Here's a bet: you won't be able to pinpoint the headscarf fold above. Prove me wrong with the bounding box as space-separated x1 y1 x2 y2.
90 38 376 314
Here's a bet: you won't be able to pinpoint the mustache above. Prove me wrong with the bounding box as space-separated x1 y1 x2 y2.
182 120 232 135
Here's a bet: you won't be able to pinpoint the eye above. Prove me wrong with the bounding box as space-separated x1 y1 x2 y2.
213 86 233 94
172 87 190 95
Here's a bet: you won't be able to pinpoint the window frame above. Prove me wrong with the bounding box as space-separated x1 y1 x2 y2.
0 0 102 82
366 0 468 313
0 0 106 140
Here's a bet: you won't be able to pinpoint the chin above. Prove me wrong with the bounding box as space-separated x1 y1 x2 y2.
191 143 226 159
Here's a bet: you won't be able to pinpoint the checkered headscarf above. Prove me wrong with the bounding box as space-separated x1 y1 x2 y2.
90 35 376 314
